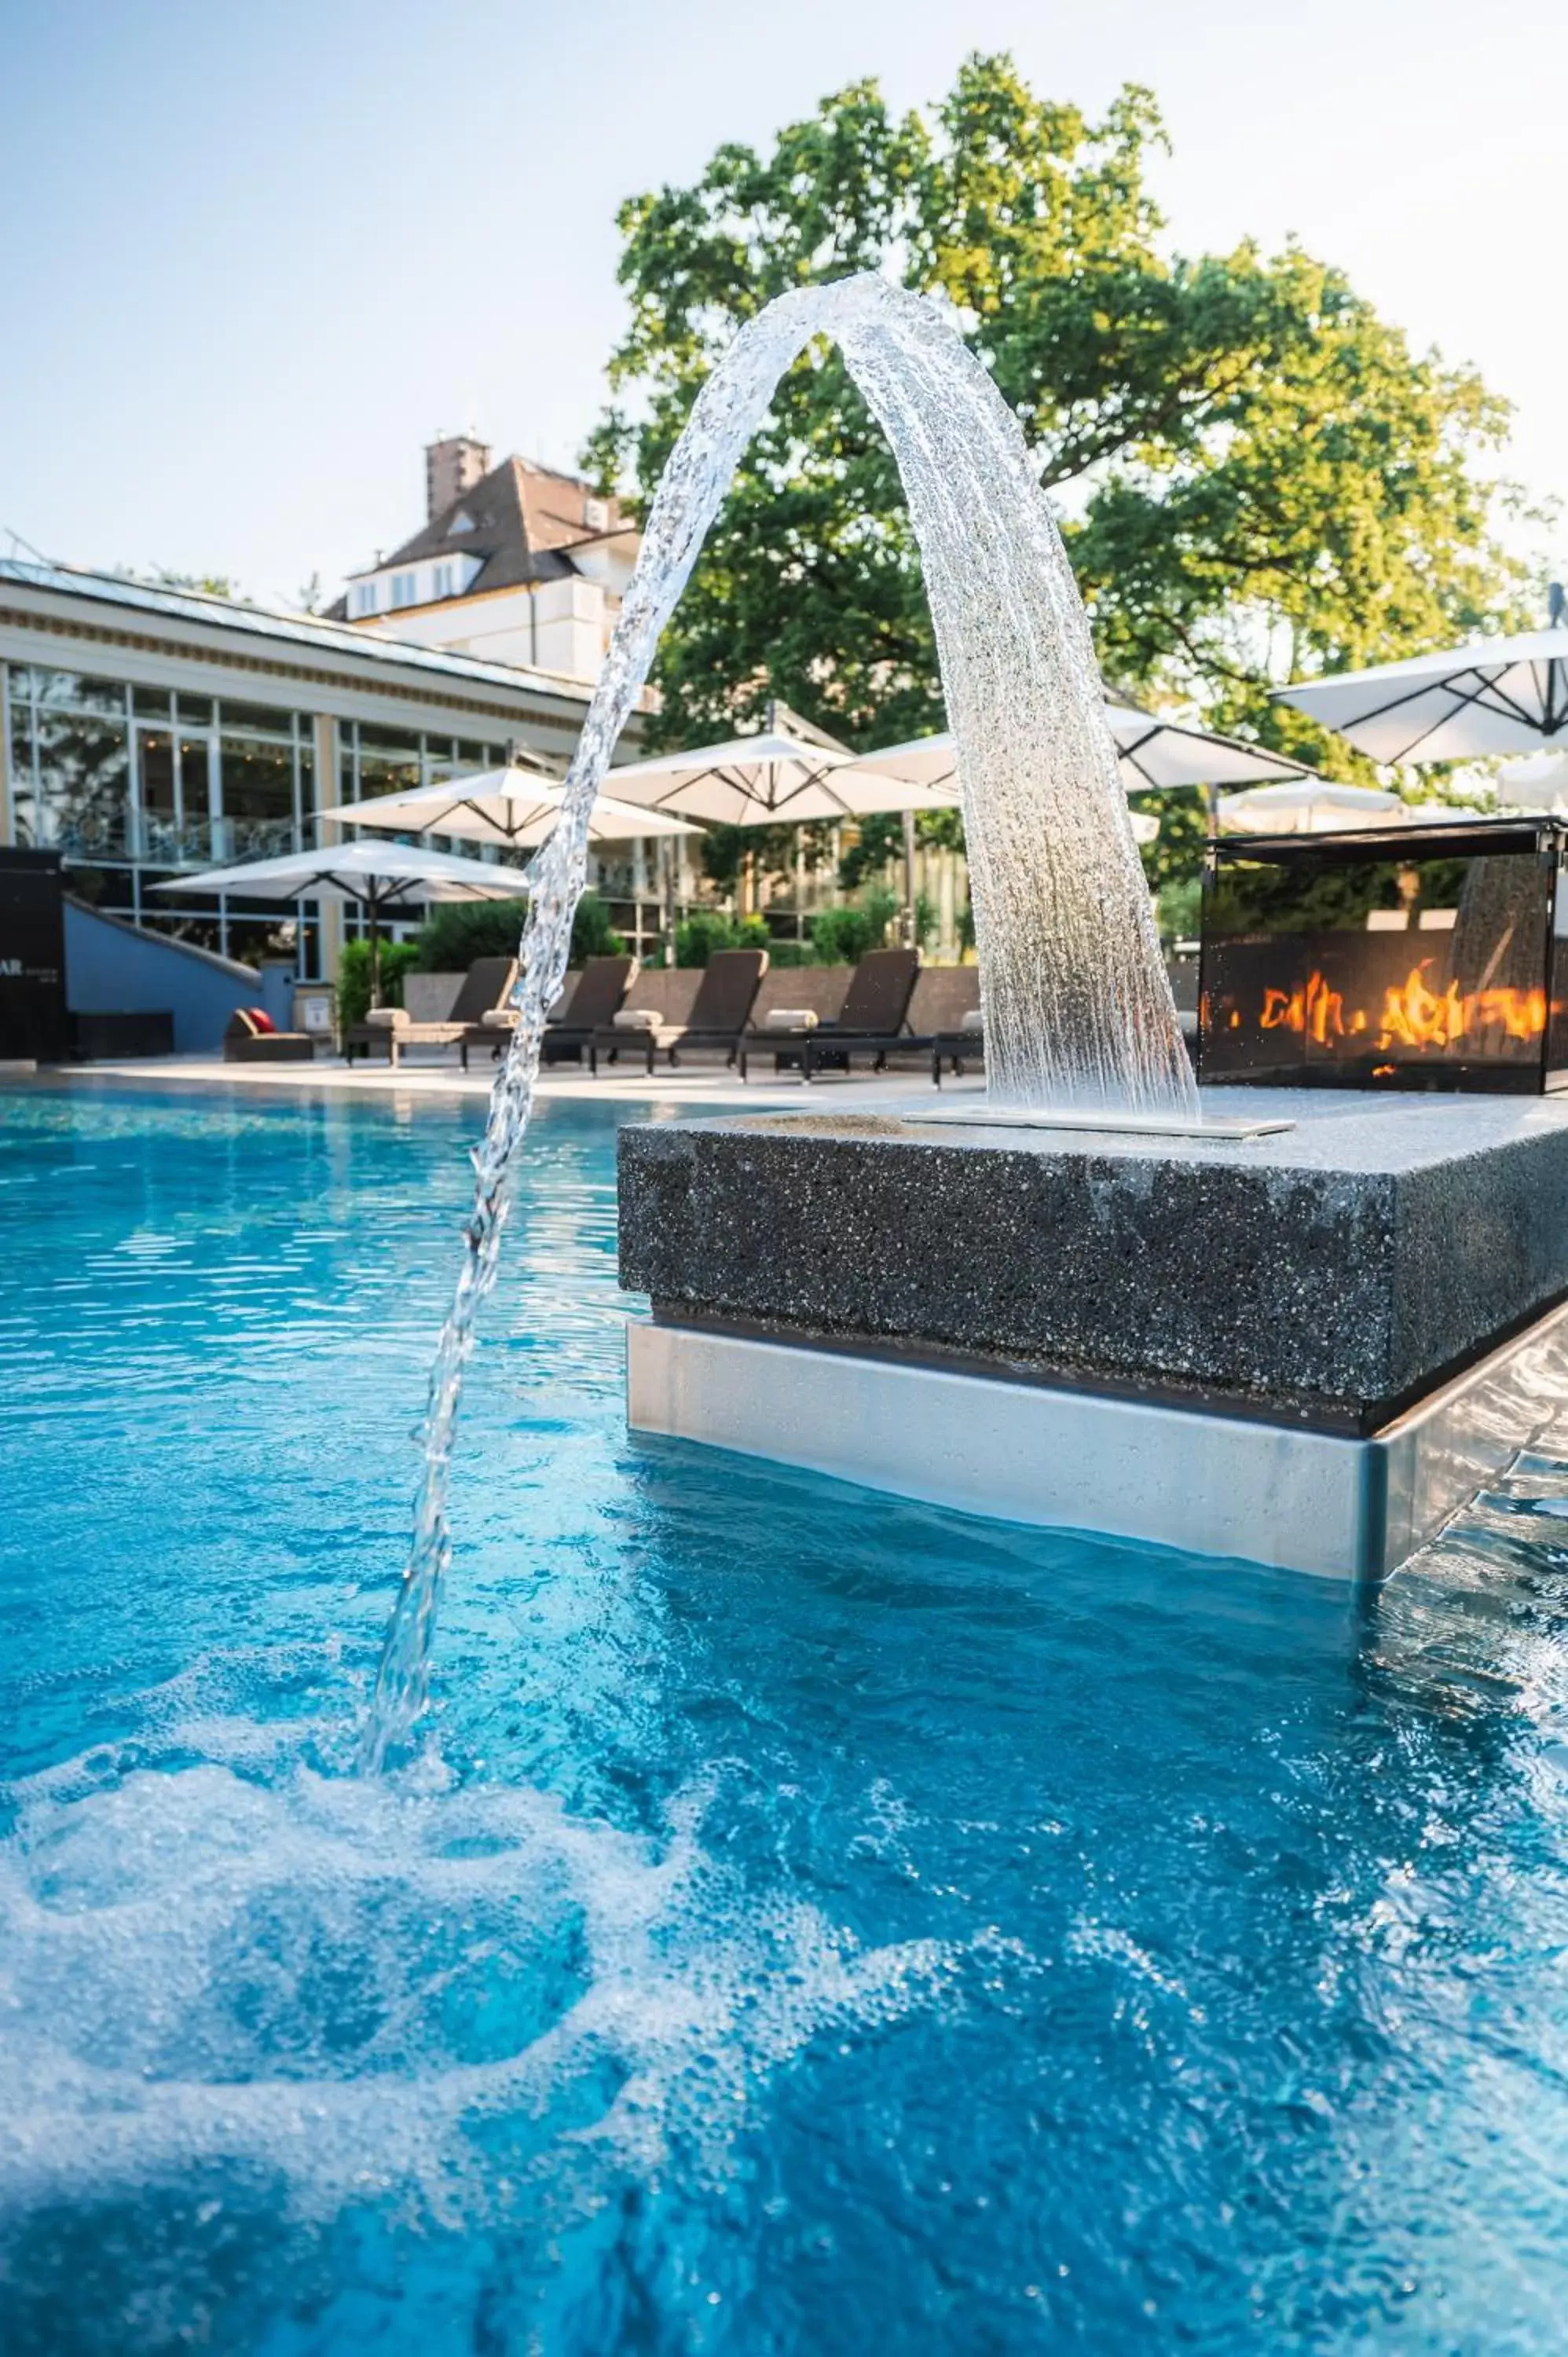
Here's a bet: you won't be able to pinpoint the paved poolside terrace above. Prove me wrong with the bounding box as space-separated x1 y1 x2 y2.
26 1051 989 1113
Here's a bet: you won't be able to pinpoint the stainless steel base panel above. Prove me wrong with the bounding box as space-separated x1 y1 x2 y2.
625 1303 1568 1580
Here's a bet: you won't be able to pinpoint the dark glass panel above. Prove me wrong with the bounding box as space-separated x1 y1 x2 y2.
132 684 173 720
222 899 301 969
1200 828 1555 1091
141 907 223 956
5 687 38 846
135 730 178 862
357 722 422 797
31 710 131 856
60 866 135 913
218 698 295 739
218 736 295 861
175 694 215 728
1551 849 1568 1077
179 738 215 859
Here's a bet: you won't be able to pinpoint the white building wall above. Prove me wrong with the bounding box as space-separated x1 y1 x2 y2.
362 577 615 687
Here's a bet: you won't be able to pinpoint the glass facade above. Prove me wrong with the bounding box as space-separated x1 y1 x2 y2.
5 665 318 963
335 722 510 943
3 665 542 971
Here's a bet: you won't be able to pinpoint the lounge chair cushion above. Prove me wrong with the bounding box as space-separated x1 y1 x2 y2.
763 1007 819 1031
478 1007 516 1030
612 1008 661 1032
364 1006 410 1030
230 1006 276 1036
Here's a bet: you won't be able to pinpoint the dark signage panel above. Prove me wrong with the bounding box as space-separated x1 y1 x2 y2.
0 850 69 1061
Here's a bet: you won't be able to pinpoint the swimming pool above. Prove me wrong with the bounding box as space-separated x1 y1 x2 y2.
4 1080 1568 2353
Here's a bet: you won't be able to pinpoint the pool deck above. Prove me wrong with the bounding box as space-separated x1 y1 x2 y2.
13 1051 987 1115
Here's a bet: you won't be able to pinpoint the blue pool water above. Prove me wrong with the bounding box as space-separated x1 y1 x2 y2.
5 1081 1568 2354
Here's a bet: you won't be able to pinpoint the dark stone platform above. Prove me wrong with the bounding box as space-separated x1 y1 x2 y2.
617 1091 1568 1433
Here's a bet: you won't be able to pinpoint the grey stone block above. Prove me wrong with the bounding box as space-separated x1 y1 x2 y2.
617 1091 1568 1431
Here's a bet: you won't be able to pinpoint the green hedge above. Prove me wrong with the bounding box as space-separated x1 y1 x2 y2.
335 938 421 1032
412 890 621 976
673 911 771 968
809 885 899 966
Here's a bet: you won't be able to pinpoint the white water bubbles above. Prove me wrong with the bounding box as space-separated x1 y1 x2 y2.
0 1724 959 2245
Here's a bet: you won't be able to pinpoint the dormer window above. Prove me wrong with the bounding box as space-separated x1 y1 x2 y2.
449 509 475 533
348 581 380 618
389 571 419 610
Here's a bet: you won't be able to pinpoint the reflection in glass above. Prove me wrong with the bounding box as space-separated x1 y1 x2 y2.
180 738 214 859
218 735 295 860
31 709 131 856
219 700 294 739
136 730 178 860
141 898 222 955
33 669 127 717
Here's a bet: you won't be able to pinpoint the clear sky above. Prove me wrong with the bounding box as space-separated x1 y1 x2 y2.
2 0 1563 611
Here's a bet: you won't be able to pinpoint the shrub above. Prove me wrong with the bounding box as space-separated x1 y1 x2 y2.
413 889 620 975
809 905 870 965
675 909 736 967
863 884 900 942
413 899 529 973
335 937 420 1031
1156 876 1203 943
570 889 626 961
812 885 903 965
765 940 816 967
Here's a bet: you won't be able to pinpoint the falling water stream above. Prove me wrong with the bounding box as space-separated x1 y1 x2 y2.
360 273 1195 1769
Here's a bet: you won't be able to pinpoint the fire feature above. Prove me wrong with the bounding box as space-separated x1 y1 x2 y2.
1199 819 1568 1092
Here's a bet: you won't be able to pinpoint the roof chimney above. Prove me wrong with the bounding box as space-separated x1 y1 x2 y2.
425 432 491 522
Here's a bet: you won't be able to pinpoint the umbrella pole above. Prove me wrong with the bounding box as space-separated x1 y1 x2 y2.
367 891 383 1010
661 838 678 968
903 808 918 948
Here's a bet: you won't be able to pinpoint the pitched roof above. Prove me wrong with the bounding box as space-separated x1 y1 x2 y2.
349 457 632 606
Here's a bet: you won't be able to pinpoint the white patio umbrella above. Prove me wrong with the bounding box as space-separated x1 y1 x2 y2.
838 707 1313 799
603 723 965 948
320 765 702 850
1275 607 1568 764
1216 779 1402 835
153 839 529 1004
1497 750 1568 812
600 728 956 824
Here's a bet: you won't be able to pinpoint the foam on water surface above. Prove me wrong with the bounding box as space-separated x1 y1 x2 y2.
0 1731 957 2231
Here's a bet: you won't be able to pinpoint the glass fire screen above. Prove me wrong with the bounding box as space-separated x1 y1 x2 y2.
1198 822 1568 1094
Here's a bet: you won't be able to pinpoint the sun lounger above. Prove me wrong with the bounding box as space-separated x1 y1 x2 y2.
589 948 768 1076
461 953 639 1070
223 1006 317 1062
741 947 921 1080
932 1007 985 1084
345 955 517 1068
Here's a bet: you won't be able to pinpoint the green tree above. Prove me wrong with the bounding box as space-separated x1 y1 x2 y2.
586 53 1533 782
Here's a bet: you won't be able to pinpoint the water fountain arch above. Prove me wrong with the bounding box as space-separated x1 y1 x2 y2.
363 272 1192 1766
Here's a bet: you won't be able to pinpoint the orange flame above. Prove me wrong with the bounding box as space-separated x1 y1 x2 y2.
1255 962 1548 1057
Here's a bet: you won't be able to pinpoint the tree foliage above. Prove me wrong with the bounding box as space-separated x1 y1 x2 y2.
586 54 1532 783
